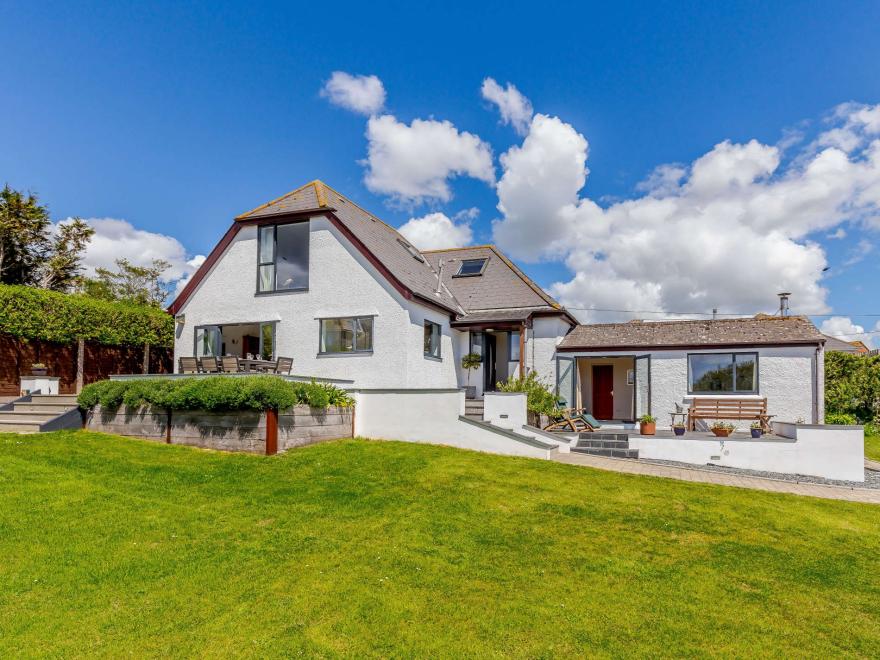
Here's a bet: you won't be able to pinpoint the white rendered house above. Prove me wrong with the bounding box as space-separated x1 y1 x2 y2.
168 181 575 391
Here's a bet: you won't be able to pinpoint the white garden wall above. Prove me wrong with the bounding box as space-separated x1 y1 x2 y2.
629 423 864 481
352 389 556 459
174 216 458 389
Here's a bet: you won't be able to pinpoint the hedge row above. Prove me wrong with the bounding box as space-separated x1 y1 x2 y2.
77 376 354 412
0 284 173 347
825 351 880 426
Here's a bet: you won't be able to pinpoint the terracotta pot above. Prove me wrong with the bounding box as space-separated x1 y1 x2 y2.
712 428 732 437
639 422 656 436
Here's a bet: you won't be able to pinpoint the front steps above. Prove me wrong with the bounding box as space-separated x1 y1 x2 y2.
0 394 81 433
571 432 639 459
464 399 484 421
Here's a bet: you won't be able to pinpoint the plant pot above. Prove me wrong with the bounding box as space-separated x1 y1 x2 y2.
464 386 477 399
712 428 732 438
30 367 48 376
750 428 763 438
673 426 686 436
639 422 656 436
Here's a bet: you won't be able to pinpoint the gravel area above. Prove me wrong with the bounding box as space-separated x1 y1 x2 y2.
634 458 880 490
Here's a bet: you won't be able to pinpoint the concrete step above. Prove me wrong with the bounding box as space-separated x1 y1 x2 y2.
13 403 77 414
0 410 61 421
576 439 631 450
0 421 43 433
578 432 631 441
571 447 640 459
30 395 79 404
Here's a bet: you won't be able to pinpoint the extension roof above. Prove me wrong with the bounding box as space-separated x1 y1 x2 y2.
558 316 825 351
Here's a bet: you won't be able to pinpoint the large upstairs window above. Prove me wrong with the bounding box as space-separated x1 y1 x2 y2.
257 222 309 293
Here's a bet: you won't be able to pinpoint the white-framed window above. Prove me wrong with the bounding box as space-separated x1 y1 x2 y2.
687 352 758 394
257 222 310 293
319 316 373 354
454 258 488 277
424 320 442 359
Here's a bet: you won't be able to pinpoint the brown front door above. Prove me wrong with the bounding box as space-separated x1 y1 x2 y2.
592 365 614 419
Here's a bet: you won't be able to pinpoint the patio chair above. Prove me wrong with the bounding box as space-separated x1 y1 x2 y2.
179 356 200 374
199 356 221 373
220 356 242 373
543 408 600 433
274 357 293 375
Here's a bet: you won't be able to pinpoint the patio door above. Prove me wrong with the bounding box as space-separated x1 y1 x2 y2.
195 325 222 357
634 354 651 418
556 356 576 408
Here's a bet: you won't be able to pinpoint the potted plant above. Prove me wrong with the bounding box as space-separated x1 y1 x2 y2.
672 421 687 436
30 362 48 376
461 352 482 399
711 421 736 437
750 421 763 438
638 414 656 436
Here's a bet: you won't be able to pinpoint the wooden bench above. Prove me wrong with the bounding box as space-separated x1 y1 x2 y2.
687 398 773 432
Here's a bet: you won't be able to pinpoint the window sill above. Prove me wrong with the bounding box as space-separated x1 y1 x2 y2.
255 288 308 297
317 351 373 358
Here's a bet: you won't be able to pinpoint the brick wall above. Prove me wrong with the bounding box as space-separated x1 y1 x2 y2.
0 333 173 395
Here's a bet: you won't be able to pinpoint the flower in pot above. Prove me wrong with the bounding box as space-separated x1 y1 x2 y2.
638 414 656 436
750 421 763 438
461 352 481 399
672 422 687 436
30 362 48 376
710 421 736 437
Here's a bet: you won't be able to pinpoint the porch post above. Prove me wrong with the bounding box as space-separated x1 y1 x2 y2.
518 323 526 378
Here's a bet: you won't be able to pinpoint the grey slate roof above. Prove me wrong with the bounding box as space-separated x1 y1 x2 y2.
423 246 565 320
236 181 461 313
234 182 571 322
559 316 824 350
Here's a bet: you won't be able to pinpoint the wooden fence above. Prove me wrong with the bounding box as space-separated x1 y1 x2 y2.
0 333 173 396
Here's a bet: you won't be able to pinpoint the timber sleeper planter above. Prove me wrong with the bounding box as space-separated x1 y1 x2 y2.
85 404 353 454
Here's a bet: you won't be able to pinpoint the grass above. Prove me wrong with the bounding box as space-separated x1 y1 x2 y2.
866 433 880 462
1 432 879 658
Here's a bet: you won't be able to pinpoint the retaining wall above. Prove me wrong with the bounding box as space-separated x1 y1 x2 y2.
85 405 353 454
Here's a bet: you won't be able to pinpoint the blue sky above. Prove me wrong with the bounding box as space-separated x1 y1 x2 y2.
3 1 880 342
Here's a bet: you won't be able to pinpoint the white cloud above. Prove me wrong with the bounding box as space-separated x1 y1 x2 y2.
843 239 874 267
363 114 495 204
69 217 205 297
320 71 386 115
481 78 534 136
492 103 880 322
820 316 880 349
398 212 473 251
827 227 847 239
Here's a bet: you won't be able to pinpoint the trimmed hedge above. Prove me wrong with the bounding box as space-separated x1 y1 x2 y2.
78 376 354 412
0 284 173 347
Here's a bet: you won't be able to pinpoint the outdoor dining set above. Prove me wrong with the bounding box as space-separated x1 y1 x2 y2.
178 356 293 375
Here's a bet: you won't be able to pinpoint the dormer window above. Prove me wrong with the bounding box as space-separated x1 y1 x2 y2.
257 222 310 293
455 258 488 277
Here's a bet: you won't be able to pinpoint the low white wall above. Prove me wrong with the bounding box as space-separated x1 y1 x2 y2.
352 389 555 459
483 392 527 430
629 423 864 481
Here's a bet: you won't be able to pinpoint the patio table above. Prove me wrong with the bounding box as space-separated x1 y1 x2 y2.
239 358 277 373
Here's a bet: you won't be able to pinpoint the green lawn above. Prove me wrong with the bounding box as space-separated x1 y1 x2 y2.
1 432 879 658
867 433 880 462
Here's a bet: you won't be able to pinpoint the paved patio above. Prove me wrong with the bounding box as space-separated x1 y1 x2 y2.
555 451 880 504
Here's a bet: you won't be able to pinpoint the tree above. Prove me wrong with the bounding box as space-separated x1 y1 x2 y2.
38 219 95 291
0 184 50 285
0 185 93 291
81 258 171 307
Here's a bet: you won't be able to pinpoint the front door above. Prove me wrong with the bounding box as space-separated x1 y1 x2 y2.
592 365 614 419
483 334 497 392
